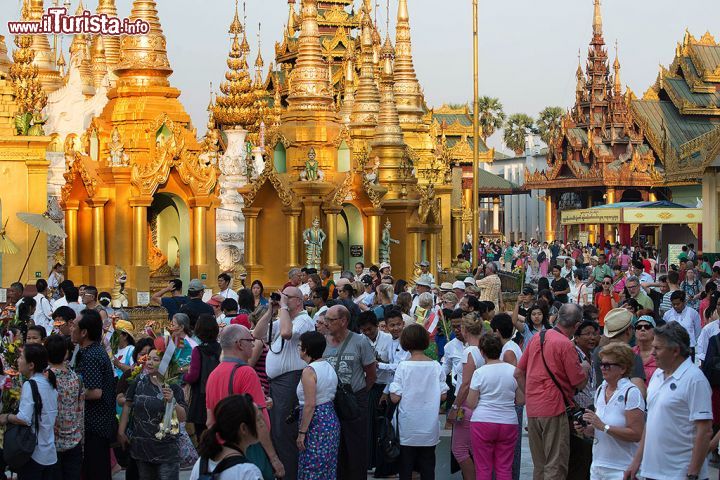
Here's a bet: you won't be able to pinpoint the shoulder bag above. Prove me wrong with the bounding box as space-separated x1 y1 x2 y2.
332 333 361 421
539 330 584 422
4 379 42 470
377 403 400 461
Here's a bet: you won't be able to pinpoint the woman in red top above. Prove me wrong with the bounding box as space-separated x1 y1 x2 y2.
631 315 657 385
594 275 619 327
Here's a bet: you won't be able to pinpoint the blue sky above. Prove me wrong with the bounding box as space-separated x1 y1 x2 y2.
1 0 717 153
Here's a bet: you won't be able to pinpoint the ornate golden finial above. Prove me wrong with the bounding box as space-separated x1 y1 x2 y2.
69 32 94 90
240 1 250 54
22 0 63 93
271 67 283 127
613 40 621 94
338 43 356 125
254 23 264 84
592 0 602 37
207 81 214 111
372 34 403 148
350 1 380 129
115 0 173 87
229 0 243 35
9 35 48 115
96 0 121 69
393 0 424 124
91 35 108 88
0 35 11 78
285 0 335 112
286 0 296 37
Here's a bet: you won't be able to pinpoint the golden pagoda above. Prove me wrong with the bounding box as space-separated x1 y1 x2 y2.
22 0 63 94
61 0 219 301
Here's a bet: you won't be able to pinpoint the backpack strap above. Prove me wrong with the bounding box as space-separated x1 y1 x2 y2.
227 359 247 396
28 379 43 436
212 454 247 474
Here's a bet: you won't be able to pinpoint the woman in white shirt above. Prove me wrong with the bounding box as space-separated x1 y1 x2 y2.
574 343 645 480
295 331 340 480
446 313 485 479
390 324 448 480
569 270 590 306
0 343 58 479
466 334 523 480
190 394 263 480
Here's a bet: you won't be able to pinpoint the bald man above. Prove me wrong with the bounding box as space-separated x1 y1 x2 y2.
253 286 315 480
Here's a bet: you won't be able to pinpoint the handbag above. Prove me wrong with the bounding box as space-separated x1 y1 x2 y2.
538 330 584 421
332 333 361 421
3 379 41 470
177 422 198 469
377 404 400 461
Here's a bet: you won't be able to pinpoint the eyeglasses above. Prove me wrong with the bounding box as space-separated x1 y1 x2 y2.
325 316 340 322
237 338 255 344
577 331 600 337
627 284 640 289
599 362 620 370
602 282 612 285
635 324 654 331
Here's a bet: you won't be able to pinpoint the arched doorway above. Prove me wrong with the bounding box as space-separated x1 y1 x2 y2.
337 204 364 271
149 193 191 293
621 189 643 203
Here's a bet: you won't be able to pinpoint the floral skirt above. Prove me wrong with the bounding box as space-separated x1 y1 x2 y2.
299 401 340 480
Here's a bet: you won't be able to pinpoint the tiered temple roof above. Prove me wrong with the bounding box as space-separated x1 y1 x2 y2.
630 31 720 184
430 104 494 165
525 0 660 190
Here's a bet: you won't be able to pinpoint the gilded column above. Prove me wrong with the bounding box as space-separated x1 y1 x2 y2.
194 206 207 266
283 207 302 269
324 207 342 271
130 200 149 267
606 189 616 243
492 198 501 234
451 208 463 258
64 201 79 267
365 209 384 266
243 208 261 267
427 229 438 279
648 192 657 202
545 194 556 241
86 198 108 266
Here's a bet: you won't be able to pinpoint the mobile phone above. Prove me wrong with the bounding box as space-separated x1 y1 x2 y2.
270 292 281 302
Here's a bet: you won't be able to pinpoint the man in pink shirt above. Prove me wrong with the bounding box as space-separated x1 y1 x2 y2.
515 303 588 479
205 324 284 477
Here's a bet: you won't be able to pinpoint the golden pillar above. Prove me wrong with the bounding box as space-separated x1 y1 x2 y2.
606 189 616 243
586 196 596 244
130 198 150 267
86 197 108 266
451 208 463 258
283 207 302 269
243 208 261 268
427 228 439 279
649 192 657 202
192 207 207 265
64 201 79 267
324 207 342 272
545 194 555 241
364 208 384 266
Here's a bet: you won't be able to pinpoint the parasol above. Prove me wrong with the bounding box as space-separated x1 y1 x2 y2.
16 211 67 281
0 219 19 255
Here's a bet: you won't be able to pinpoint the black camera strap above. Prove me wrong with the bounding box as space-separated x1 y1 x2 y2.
539 330 573 409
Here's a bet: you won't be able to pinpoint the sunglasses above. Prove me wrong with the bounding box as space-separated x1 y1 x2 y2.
635 324 653 331
599 362 620 370
602 282 611 285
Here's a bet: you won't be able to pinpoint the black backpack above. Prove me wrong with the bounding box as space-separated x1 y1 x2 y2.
198 454 247 480
705 336 720 387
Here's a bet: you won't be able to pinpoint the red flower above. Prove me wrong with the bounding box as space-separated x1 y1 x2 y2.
153 336 166 354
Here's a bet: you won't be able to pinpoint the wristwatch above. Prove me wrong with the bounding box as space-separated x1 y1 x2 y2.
687 475 699 480
603 424 610 434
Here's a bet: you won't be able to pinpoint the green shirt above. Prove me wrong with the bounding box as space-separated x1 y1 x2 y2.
591 264 613 283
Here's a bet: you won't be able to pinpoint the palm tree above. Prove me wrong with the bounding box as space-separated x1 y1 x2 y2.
503 113 535 155
536 106 565 145
477 96 506 143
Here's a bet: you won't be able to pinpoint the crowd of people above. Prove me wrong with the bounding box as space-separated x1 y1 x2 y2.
0 239 719 480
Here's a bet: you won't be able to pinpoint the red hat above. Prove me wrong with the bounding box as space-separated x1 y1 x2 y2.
230 314 251 329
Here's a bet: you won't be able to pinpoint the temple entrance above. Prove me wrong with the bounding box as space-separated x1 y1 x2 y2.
336 203 364 271
148 193 191 293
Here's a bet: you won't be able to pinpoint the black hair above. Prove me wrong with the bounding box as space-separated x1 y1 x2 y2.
198 394 258 459
369 265 380 275
384 306 403 322
313 286 329 302
22 343 56 389
466 296 481 311
670 290 686 302
537 277 550 292
394 279 408 296
26 325 47 342
299 331 326 361
490 313 514 339
355 262 365 269
132 337 155 363
632 259 644 271
400 323 430 351
64 285 79 302
251 280 264 295
52 306 76 323
527 303 551 332
449 308 464 320
574 320 600 337
77 309 103 341
195 313 220 344
237 289 255 312
119 330 135 346
478 334 502 360
17 296 36 320
10 282 24 294
218 273 232 283
171 279 182 292
701 281 717 300
58 279 74 293
552 265 562 272
35 279 48 293
220 298 238 313
341 284 354 295
357 311 379 328
45 334 72 364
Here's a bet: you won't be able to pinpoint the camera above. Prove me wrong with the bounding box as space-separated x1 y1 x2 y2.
271 292 281 302
569 407 587 427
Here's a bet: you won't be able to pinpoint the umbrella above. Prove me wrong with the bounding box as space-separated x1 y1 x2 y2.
0 219 19 255
16 211 67 281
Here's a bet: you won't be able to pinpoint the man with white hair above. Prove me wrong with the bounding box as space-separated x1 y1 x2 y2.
253 286 315 480
205 324 284 477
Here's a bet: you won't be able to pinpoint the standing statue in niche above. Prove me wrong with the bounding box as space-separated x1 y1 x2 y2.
303 217 326 270
379 218 400 264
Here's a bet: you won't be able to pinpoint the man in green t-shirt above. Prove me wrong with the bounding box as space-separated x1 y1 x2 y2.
588 253 613 287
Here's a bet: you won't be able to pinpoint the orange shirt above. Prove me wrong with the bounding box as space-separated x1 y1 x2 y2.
595 291 619 327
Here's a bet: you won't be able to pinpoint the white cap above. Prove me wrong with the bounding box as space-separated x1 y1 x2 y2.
452 280 466 290
463 276 475 285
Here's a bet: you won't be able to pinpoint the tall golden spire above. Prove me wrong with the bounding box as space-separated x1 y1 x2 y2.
270 68 283 127
393 0 424 124
285 0 334 112
286 0 297 38
613 41 621 95
213 0 255 128
24 0 63 93
373 35 403 146
91 36 108 88
338 43 356 125
115 0 173 88
350 3 380 130
593 0 602 37
254 23 265 87
96 0 121 70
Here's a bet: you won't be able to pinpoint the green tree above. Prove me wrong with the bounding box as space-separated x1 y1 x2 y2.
477 96 506 143
503 113 536 155
536 106 565 145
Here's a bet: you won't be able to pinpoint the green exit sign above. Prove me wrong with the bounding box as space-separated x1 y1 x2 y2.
201 273 207 280
35 272 41 278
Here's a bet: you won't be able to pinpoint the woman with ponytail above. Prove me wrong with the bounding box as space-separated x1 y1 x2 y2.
190 394 263 479
0 343 58 479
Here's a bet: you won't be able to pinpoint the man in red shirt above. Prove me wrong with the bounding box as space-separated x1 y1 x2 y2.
515 303 588 480
594 275 619 327
205 324 284 477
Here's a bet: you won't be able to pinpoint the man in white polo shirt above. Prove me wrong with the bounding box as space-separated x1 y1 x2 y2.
252 286 315 480
625 322 712 480
663 290 702 357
